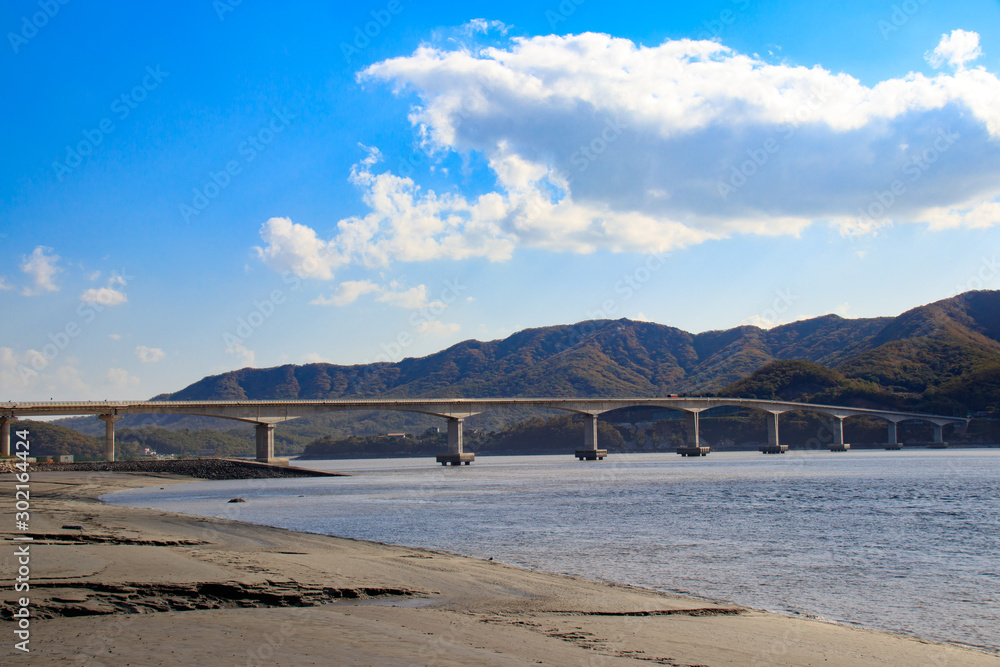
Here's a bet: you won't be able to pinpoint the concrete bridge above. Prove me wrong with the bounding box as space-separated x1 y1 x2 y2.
0 397 967 464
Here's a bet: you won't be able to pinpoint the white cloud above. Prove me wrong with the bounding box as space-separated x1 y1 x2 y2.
109 333 122 340
463 18 508 35
0 347 92 399
0 347 36 393
916 198 1000 230
135 346 165 363
311 279 379 306
87 270 101 281
742 302 851 329
0 277 11 291
634 312 652 322
104 367 140 389
311 279 444 309
362 33 1000 239
80 287 127 306
336 151 519 264
20 246 61 295
261 151 707 272
227 343 255 368
255 216 344 279
376 283 442 309
926 29 982 70
302 352 331 363
254 31 1000 276
416 320 461 335
740 314 778 329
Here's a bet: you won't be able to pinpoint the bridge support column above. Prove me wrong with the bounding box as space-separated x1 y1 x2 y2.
575 414 606 460
829 416 850 451
255 423 275 462
1 416 13 457
677 411 709 456
687 411 700 447
885 421 902 450
98 414 123 462
760 412 787 454
437 417 474 466
929 423 948 448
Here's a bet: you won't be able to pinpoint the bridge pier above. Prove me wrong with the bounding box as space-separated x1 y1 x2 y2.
437 417 474 465
98 414 123 462
1 416 13 457
575 414 607 460
760 412 788 454
884 420 902 450
829 416 850 451
255 423 275 462
677 411 709 456
929 423 948 448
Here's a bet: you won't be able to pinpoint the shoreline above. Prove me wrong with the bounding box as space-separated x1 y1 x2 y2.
3 470 999 665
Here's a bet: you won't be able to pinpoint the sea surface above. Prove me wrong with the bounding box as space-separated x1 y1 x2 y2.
104 449 1000 654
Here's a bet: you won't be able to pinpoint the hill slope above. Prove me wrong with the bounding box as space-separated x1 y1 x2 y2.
56 291 1000 441
165 291 1000 403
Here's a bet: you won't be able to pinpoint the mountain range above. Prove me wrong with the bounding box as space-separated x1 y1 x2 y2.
166 290 1000 405
58 290 1000 442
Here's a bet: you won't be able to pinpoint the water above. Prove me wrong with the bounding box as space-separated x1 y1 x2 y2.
104 449 1000 654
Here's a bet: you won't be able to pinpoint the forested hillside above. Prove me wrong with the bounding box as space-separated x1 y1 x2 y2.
51 291 1000 457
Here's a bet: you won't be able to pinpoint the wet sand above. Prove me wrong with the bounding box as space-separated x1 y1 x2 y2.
2 470 998 666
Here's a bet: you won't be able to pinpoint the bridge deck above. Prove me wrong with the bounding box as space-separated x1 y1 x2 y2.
1 398 966 463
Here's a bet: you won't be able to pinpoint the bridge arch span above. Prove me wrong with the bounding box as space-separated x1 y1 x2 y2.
1 398 967 462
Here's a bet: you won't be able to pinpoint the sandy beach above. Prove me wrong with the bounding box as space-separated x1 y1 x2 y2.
2 470 998 666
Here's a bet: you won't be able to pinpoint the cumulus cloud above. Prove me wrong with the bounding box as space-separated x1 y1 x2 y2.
0 347 91 398
740 314 778 329
416 320 461 335
255 217 345 279
20 246 61 295
135 345 165 363
916 198 1000 230
80 287 127 306
334 151 519 264
0 277 12 291
302 352 331 363
741 302 850 329
258 31 1000 275
227 342 255 368
926 29 982 70
312 279 445 309
311 279 380 306
363 32 1000 231
376 283 442 309
463 18 508 35
0 347 38 390
104 367 140 389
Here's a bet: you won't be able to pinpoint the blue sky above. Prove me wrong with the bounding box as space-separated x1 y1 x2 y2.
3 0 1000 400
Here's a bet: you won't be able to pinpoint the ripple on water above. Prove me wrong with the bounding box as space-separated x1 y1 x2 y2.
105 449 1000 653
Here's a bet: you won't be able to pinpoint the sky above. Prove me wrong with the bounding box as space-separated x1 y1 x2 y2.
2 0 1000 401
